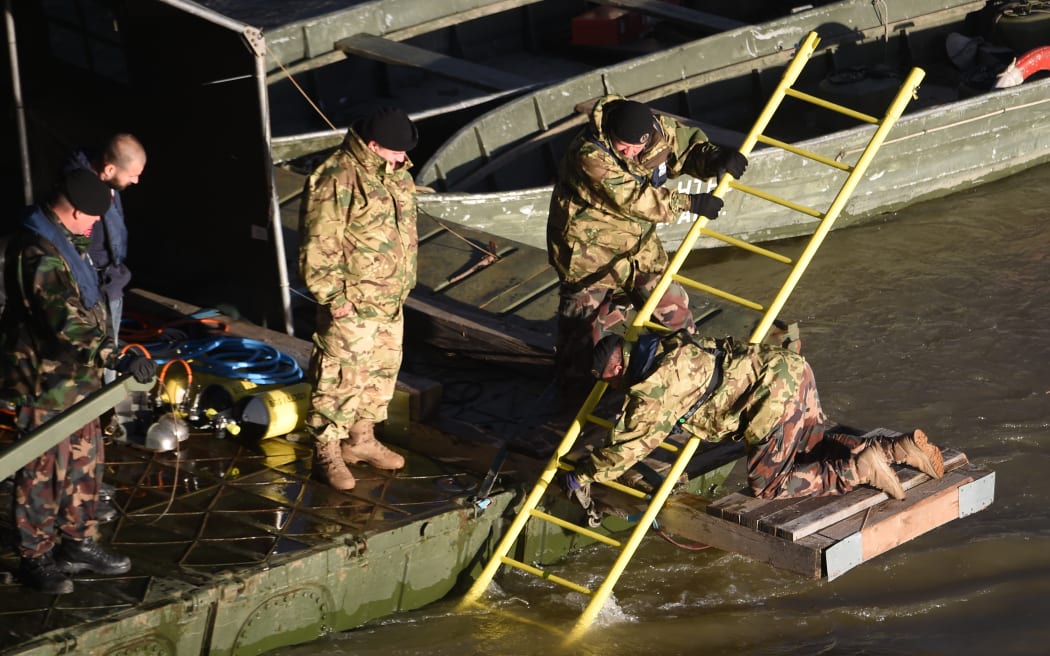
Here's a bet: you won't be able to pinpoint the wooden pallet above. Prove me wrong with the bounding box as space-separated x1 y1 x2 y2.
657 447 995 580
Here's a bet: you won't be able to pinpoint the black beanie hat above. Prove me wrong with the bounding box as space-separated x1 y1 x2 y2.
591 333 625 378
360 106 419 151
604 100 654 145
62 168 111 216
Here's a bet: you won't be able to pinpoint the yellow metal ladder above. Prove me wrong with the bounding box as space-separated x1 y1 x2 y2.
459 31 925 646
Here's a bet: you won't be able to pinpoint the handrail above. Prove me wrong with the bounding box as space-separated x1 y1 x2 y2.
0 375 155 481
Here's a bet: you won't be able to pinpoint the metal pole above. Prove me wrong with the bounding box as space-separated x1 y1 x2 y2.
0 376 154 481
244 27 296 337
5 0 32 204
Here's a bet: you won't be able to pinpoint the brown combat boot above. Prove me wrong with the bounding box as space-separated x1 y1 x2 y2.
342 420 405 470
315 439 356 490
854 445 906 500
876 429 944 479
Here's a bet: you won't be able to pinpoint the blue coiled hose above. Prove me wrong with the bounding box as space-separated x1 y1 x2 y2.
149 336 303 386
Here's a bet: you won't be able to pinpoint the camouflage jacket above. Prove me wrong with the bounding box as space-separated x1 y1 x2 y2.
547 94 728 289
612 331 810 450
298 128 418 323
0 207 117 415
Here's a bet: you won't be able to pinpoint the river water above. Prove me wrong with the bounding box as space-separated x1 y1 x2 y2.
274 163 1050 655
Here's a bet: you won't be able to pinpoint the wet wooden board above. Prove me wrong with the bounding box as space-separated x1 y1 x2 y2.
657 448 995 580
336 33 534 91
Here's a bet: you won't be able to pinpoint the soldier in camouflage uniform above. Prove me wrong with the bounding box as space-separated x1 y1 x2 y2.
564 332 945 507
299 107 419 490
0 169 156 594
546 96 748 382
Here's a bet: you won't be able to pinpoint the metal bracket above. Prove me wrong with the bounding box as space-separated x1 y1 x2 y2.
959 471 995 517
824 532 863 581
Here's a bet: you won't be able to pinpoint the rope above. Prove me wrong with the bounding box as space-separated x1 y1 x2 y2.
263 39 499 262
265 42 337 131
655 527 710 551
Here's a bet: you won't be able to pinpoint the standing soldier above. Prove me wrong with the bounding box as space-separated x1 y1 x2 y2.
563 331 945 517
547 95 747 386
1 168 156 594
298 107 419 490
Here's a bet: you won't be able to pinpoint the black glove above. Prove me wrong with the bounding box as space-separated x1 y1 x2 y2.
720 150 748 179
101 262 132 299
116 353 157 383
689 193 724 220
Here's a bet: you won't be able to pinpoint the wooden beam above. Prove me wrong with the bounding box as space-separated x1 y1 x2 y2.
659 494 828 578
336 33 534 91
590 0 746 33
818 471 977 560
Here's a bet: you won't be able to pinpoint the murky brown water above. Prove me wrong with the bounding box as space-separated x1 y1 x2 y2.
275 163 1050 655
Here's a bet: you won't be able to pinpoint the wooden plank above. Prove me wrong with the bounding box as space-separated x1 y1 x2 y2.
404 293 554 367
817 469 989 543
591 0 747 33
829 471 978 566
335 33 534 91
773 449 970 540
658 495 828 578
708 448 969 541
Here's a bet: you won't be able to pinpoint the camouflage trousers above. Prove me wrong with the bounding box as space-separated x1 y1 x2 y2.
14 410 102 558
581 361 861 498
306 312 404 444
745 363 860 499
555 271 693 379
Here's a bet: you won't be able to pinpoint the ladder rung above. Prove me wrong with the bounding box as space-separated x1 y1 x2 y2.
755 134 852 172
784 87 880 124
698 227 794 263
557 459 651 500
671 273 764 311
529 508 624 546
598 479 650 499
641 319 673 333
499 556 593 596
727 180 823 219
586 414 613 429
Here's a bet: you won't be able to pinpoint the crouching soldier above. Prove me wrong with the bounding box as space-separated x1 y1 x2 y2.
563 331 943 513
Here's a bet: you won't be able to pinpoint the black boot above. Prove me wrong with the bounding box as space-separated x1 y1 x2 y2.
19 552 74 594
55 539 131 575
96 499 119 523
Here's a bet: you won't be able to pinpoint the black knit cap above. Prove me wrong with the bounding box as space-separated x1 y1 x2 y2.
591 333 625 378
360 106 419 151
604 100 654 145
62 168 111 216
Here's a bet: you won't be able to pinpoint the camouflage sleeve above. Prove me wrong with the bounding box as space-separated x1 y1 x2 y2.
299 167 355 317
586 379 681 483
578 148 683 225
20 247 111 402
617 386 680 446
663 116 726 180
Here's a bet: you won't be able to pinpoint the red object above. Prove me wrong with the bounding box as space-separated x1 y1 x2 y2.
571 7 646 46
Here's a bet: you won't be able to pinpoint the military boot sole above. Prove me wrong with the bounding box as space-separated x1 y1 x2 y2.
909 429 945 479
857 447 906 500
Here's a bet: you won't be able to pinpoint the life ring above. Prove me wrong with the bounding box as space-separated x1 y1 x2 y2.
994 45 1050 87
